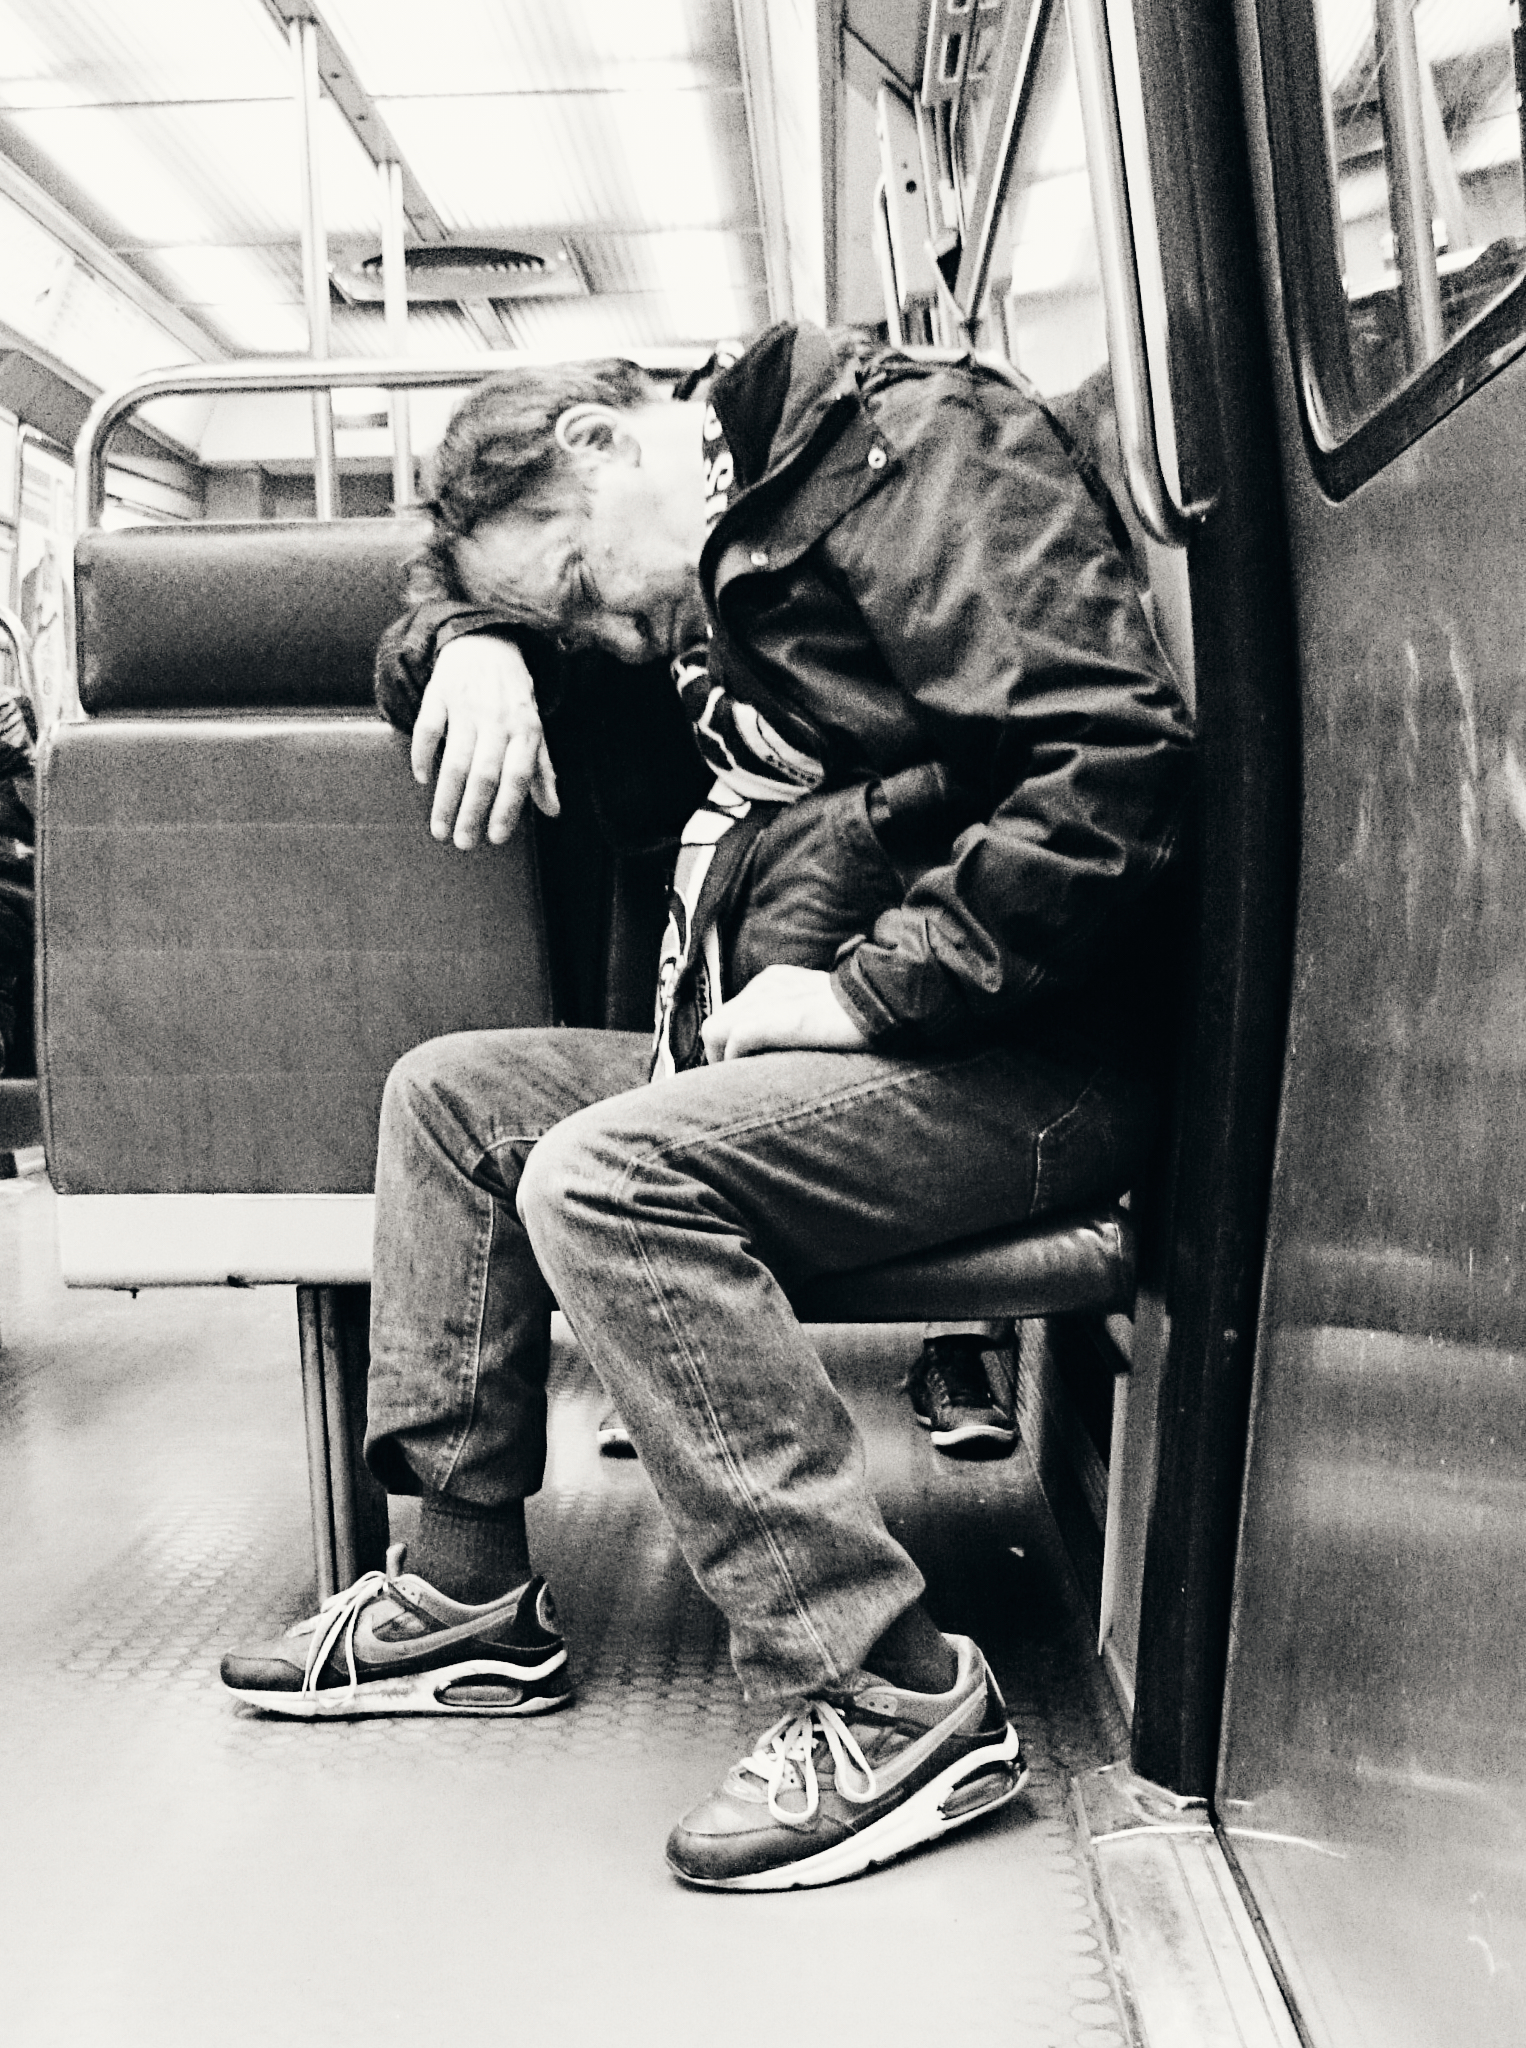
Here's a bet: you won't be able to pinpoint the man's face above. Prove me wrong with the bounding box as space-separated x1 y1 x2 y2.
453 445 706 666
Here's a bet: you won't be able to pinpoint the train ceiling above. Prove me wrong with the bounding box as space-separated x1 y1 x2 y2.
0 0 826 394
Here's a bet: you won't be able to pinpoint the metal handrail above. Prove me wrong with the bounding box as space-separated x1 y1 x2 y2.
1067 0 1214 545
0 604 36 709
74 351 709 531
952 0 1055 327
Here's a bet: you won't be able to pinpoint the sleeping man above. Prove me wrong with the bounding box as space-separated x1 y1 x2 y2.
222 323 1190 1891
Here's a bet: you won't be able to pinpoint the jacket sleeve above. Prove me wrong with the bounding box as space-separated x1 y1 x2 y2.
373 548 538 735
371 555 708 856
822 368 1193 1045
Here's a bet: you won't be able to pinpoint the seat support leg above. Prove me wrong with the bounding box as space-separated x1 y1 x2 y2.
296 1284 390 1598
297 1286 337 1601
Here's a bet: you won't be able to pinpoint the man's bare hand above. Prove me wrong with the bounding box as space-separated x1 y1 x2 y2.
701 965 870 1063
412 634 559 849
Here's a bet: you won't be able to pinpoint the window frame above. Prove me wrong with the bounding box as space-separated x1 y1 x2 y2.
1256 0 1526 497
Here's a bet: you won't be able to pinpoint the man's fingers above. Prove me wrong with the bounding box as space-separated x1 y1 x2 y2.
485 730 541 844
453 721 520 847
530 739 560 819
411 688 449 786
429 724 479 841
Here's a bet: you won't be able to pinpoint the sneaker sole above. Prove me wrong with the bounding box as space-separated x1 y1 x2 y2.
668 1724 1028 1892
929 1421 1017 1449
225 1651 572 1720
911 1413 1017 1449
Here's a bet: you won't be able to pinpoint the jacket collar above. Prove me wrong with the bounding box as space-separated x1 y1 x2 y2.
701 323 902 606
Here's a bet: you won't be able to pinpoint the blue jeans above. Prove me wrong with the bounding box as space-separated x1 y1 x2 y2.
367 1028 1154 1699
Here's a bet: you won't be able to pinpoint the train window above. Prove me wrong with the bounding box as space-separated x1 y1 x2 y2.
1266 0 1526 489
957 0 1111 397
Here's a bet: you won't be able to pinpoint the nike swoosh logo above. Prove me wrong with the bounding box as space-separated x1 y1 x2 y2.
347 1603 534 1667
848 1685 991 1798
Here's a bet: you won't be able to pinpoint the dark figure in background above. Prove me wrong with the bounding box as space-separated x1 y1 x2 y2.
222 324 1190 1891
0 674 36 1084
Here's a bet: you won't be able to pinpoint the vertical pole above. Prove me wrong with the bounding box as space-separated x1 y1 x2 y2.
1375 0 1444 369
378 160 414 509
291 16 337 519
1515 0 1526 235
335 1283 391 1573
297 1287 338 1601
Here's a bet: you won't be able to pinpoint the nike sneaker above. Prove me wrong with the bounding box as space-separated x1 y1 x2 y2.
219 1543 571 1718
666 1633 1026 1889
906 1335 1018 1454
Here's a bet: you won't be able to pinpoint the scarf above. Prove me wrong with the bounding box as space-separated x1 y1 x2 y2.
649 393 824 1078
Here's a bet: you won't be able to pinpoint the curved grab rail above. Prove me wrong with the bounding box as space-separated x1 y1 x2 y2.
74 350 709 532
1066 0 1214 546
0 603 36 710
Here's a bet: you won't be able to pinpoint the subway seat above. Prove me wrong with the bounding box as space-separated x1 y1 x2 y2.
46 517 1136 1315
41 519 1135 1585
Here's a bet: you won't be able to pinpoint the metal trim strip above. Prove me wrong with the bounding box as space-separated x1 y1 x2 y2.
55 1192 376 1288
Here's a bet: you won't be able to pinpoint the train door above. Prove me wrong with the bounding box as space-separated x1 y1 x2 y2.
857 0 1301 1783
1219 0 1526 2041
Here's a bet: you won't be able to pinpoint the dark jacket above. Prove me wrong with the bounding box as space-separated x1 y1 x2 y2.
376 324 1192 1061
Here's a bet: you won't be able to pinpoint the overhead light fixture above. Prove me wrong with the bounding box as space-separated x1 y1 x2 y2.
333 238 587 304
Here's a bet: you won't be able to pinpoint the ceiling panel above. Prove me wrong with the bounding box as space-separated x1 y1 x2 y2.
0 0 798 374
319 0 739 98
137 242 305 307
501 287 766 354
575 228 765 298
329 301 485 358
0 184 197 386
0 98 385 247
376 88 754 237
0 0 290 109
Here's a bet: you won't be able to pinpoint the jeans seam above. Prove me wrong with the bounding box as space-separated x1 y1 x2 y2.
614 1169 850 1690
1032 1062 1108 1215
436 1181 497 1494
436 1131 548 1491
623 1047 1005 1181
598 1059 1003 1682
627 1229 844 1686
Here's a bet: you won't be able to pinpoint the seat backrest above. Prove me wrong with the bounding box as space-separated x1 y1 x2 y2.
41 519 553 1200
74 519 424 713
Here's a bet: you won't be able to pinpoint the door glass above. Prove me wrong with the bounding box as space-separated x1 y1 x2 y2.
1310 0 1526 429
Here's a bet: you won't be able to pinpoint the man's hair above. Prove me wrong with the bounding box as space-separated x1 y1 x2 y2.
425 359 661 540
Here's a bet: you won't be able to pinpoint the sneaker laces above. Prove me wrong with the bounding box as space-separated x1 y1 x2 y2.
288 1568 395 1697
737 1696 880 1827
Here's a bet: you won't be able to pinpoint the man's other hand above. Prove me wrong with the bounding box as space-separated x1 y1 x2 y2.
701 965 870 1062
411 634 560 849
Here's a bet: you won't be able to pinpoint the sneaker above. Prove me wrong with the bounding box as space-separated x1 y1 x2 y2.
906 1335 1018 1454
666 1634 1026 1890
219 1543 572 1719
596 1406 636 1457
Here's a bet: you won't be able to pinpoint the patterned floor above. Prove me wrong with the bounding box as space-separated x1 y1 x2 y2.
1 1163 1133 2048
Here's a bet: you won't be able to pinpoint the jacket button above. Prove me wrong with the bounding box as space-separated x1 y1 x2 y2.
867 447 887 469
750 549 768 567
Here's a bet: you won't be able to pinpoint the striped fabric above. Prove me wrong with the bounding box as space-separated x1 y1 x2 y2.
648 395 824 1080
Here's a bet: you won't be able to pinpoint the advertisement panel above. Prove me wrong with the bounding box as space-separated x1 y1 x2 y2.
16 434 77 733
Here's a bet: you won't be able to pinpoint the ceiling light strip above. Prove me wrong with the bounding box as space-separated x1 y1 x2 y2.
0 152 216 365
